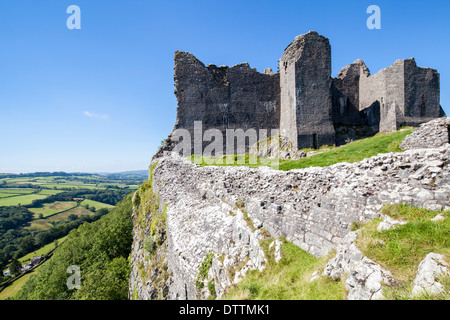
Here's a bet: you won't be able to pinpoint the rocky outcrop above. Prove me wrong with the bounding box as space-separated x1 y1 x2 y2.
322 231 398 300
411 253 450 297
249 135 306 160
376 214 407 232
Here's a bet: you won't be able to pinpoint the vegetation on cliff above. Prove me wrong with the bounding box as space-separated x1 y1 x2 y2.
224 203 449 300
223 238 346 300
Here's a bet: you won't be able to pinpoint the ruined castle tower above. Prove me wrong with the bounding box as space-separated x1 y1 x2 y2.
161 31 444 157
280 31 335 150
359 58 442 131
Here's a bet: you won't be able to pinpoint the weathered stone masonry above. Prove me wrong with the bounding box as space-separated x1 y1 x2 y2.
130 120 450 299
166 31 444 153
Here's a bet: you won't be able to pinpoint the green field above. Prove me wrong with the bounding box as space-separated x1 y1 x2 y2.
26 203 95 230
19 235 69 264
0 189 35 194
80 199 115 210
0 192 18 198
29 201 78 218
0 189 36 198
0 194 48 206
37 189 64 195
25 219 53 230
277 129 413 171
0 267 40 300
37 183 103 190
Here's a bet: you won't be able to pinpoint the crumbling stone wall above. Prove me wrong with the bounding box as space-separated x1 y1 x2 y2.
332 59 371 126
400 117 450 150
358 58 441 132
173 51 280 154
166 32 443 155
132 118 450 300
403 59 441 122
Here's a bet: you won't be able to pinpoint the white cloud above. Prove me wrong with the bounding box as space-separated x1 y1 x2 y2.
83 111 109 120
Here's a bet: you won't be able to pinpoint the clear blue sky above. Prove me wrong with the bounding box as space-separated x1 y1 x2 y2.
0 0 449 173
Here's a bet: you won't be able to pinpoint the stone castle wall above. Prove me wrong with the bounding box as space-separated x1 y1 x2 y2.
173 51 280 154
280 31 335 150
166 32 443 155
356 58 441 132
403 59 441 121
132 118 450 299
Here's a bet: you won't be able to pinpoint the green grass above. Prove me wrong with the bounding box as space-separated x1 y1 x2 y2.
18 235 69 264
25 219 53 230
37 183 103 190
0 194 48 206
0 188 36 194
277 129 412 171
355 204 449 299
223 238 345 300
80 199 114 210
0 189 36 198
26 204 95 230
29 201 78 218
191 154 270 169
190 128 413 171
0 192 21 198
356 204 450 281
37 189 65 195
47 206 94 222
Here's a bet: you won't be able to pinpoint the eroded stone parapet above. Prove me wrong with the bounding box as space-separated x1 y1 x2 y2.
400 117 450 150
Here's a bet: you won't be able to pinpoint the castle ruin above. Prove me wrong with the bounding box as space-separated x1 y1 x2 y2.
165 31 444 154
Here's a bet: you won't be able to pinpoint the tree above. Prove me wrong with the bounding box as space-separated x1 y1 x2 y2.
0 250 6 270
9 257 21 275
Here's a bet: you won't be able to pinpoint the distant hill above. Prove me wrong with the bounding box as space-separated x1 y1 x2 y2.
97 170 148 177
0 170 149 178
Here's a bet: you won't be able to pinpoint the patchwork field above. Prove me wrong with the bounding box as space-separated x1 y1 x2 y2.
0 171 146 299
0 193 48 206
80 199 115 210
47 206 94 222
29 201 78 218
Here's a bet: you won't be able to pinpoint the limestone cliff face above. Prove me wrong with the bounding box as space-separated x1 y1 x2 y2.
129 119 450 300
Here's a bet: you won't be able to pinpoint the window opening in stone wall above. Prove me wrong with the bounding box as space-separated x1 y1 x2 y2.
313 133 318 149
447 125 450 143
420 93 426 117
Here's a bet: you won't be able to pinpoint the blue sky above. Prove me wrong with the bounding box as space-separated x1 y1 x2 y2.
0 0 449 173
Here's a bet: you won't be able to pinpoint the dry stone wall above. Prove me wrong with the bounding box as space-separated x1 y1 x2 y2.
132 119 450 300
152 143 450 260
400 117 450 150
